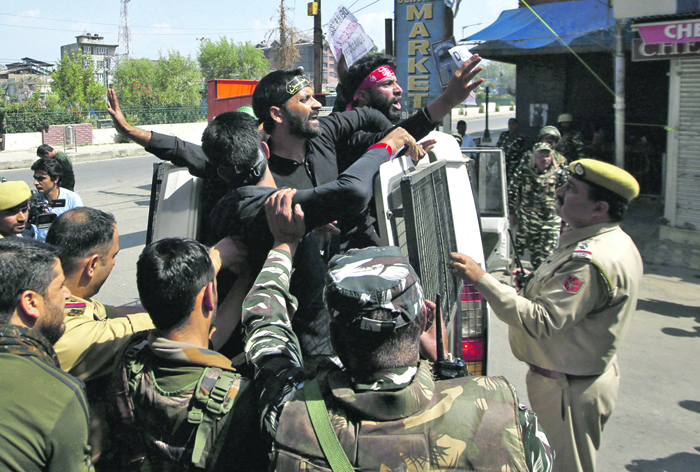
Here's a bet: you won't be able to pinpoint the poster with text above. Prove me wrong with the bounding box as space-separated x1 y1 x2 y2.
325 5 374 67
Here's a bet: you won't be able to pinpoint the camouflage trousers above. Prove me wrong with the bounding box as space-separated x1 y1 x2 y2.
515 211 561 270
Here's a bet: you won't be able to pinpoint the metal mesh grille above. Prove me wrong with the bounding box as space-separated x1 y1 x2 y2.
401 163 461 323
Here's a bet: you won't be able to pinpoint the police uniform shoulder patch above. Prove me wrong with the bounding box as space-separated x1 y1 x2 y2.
65 300 87 317
564 275 584 293
572 239 593 260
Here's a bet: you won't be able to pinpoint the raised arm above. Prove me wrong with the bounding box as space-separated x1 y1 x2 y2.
243 189 307 441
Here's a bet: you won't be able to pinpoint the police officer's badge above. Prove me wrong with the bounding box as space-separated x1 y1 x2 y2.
574 163 585 176
564 275 584 293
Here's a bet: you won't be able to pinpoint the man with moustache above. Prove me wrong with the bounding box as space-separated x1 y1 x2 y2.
0 181 36 239
452 159 643 472
0 238 92 471
31 158 83 241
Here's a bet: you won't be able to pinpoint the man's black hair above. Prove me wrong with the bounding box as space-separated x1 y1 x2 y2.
31 157 63 182
586 181 628 222
45 207 117 276
37 144 54 156
333 54 398 113
329 308 422 374
0 238 58 323
201 111 266 187
137 238 216 332
253 68 306 135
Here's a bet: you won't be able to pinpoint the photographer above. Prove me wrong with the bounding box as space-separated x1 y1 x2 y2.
30 158 83 241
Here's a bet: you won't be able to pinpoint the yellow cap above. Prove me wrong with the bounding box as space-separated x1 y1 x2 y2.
0 181 32 211
570 159 640 202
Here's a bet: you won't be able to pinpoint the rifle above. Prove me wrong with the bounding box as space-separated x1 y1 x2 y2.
507 228 528 289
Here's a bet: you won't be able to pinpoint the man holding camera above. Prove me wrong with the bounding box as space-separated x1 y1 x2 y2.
30 158 83 241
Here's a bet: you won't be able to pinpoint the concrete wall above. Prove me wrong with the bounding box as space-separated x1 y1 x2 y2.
6 121 208 150
4 132 43 151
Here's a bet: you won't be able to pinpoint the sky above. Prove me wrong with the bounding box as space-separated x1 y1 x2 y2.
0 0 517 66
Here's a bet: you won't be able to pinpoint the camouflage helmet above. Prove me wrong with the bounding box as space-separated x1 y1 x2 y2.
533 142 553 154
324 246 425 332
538 125 561 140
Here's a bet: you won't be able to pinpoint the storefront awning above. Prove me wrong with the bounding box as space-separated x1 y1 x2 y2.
465 0 616 50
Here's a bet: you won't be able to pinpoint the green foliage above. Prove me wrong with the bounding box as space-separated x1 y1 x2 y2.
479 60 516 96
51 52 107 109
198 37 269 80
113 51 203 108
154 50 203 106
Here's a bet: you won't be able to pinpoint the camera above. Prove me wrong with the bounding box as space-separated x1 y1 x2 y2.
28 191 66 229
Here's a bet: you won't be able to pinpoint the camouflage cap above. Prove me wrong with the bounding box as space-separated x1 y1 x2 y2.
0 181 31 210
538 125 561 140
324 246 425 332
533 142 553 154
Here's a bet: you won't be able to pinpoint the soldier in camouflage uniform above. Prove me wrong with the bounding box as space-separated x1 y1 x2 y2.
557 113 586 161
105 237 266 471
497 117 528 183
509 142 568 269
242 189 554 471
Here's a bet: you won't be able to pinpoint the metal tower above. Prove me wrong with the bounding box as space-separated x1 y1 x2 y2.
118 0 132 59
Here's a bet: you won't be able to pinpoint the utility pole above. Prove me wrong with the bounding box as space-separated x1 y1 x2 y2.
614 18 626 169
312 0 323 94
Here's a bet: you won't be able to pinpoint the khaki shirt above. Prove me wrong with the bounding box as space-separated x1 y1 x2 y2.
477 222 643 376
54 295 154 380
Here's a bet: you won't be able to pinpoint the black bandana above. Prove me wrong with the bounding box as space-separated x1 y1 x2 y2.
275 75 311 105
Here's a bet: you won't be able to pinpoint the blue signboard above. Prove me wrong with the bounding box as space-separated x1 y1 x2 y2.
394 0 446 117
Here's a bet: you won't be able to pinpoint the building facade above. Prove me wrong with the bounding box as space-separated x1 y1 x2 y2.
0 58 54 101
257 36 338 90
60 33 118 88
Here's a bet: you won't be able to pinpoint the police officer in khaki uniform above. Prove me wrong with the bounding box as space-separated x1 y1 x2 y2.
0 181 35 239
46 207 154 381
452 159 643 472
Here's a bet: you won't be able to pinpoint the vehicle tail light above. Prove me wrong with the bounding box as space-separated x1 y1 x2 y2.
460 283 486 375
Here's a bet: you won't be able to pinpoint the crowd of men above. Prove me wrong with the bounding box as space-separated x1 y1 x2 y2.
0 51 643 472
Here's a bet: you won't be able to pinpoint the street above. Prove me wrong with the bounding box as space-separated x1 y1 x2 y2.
5 153 700 471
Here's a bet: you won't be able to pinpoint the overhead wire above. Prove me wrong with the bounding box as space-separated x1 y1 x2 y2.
519 0 671 131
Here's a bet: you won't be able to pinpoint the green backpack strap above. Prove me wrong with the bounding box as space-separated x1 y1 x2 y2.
188 367 240 468
304 378 355 472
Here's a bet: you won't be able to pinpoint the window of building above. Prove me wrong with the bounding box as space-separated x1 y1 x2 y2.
97 61 104 69
96 47 109 56
83 46 93 54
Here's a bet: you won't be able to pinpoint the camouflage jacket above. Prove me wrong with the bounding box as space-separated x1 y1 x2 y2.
242 250 554 471
508 154 569 219
497 131 528 179
107 331 267 471
556 130 585 161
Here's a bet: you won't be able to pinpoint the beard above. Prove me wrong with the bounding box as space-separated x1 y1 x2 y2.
285 108 322 139
36 297 66 345
369 91 402 124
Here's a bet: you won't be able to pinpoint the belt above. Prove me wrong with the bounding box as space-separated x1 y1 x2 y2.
528 363 599 381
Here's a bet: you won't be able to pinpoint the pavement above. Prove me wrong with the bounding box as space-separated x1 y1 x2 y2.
0 141 148 171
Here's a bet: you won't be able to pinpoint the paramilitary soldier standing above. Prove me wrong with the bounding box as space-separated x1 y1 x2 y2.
242 189 554 472
509 142 569 269
453 159 643 472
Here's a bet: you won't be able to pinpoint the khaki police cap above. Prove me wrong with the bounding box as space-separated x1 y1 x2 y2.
570 159 640 202
533 142 553 154
538 125 561 140
558 113 573 123
324 246 425 332
0 181 32 211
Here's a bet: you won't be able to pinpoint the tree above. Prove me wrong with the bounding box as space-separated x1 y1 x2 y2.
480 60 516 96
51 52 107 109
198 37 269 80
272 0 300 70
112 51 203 107
154 50 203 107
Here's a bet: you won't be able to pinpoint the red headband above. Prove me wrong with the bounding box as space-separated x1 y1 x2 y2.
346 65 397 111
